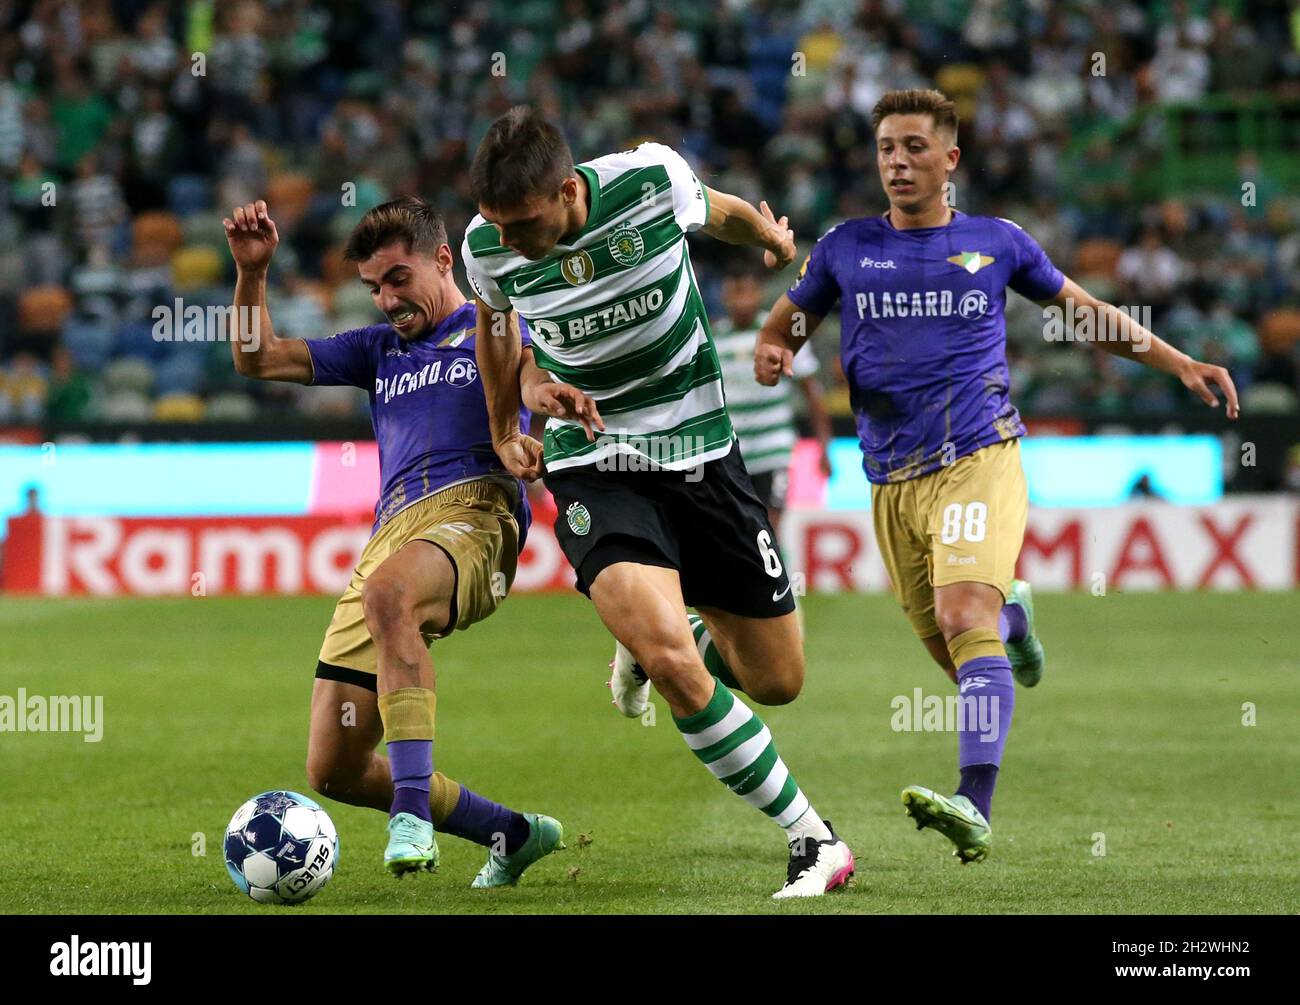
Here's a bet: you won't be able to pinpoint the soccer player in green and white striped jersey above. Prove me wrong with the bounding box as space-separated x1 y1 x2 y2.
714 269 833 535
464 107 853 898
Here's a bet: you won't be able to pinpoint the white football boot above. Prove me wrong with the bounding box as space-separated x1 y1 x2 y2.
607 639 651 718
772 821 855 899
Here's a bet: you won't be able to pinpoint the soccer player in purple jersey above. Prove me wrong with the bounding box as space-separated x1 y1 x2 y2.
755 89 1238 863
224 195 583 886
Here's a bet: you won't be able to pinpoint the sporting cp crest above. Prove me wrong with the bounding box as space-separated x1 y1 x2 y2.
566 501 592 536
561 250 596 285
607 221 644 267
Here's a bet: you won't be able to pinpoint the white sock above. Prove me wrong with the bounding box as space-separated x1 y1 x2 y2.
783 806 832 846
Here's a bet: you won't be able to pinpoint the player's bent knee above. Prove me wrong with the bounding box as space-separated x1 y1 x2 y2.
305 752 360 799
746 671 801 706
637 644 710 704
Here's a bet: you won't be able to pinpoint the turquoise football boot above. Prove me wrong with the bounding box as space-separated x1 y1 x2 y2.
1005 578 1045 688
902 785 991 864
471 813 565 888
384 812 439 876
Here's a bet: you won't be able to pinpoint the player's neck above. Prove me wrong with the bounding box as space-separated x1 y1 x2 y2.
887 200 954 231
559 172 590 245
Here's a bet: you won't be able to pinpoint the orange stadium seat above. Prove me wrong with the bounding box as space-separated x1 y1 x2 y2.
132 211 184 256
18 285 74 334
1257 307 1300 354
1073 238 1124 280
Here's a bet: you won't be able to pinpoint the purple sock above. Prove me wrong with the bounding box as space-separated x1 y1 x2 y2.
957 764 999 821
388 739 433 822
954 656 1015 821
999 603 1028 644
440 786 531 853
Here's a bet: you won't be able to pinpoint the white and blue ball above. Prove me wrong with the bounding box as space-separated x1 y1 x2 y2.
224 790 338 904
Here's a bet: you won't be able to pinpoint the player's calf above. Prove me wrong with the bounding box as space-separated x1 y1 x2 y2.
692 607 805 705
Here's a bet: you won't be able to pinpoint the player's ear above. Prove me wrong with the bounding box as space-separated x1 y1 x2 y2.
560 175 579 207
436 242 454 273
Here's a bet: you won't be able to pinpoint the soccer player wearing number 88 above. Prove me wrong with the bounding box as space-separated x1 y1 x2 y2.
756 88 1239 864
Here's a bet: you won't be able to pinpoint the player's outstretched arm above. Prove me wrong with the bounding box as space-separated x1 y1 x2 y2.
754 293 825 386
702 188 796 270
474 300 545 480
1043 277 1239 419
222 200 313 384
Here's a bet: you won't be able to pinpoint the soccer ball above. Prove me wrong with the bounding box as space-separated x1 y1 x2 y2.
224 790 339 904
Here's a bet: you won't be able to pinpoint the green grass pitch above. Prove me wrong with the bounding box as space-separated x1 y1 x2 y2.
1 591 1295 914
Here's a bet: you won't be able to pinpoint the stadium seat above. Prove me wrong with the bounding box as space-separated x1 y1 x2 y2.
1257 308 1300 354
935 64 984 121
1073 238 1124 280
166 174 213 218
266 173 316 229
1241 382 1298 412
62 317 116 369
96 388 152 422
18 286 74 335
132 211 185 259
171 246 224 292
102 356 155 395
204 390 258 421
116 319 168 361
182 213 233 252
152 392 206 421
154 350 206 394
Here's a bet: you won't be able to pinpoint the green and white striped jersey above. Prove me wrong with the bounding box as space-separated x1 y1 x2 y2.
462 143 733 473
712 319 819 475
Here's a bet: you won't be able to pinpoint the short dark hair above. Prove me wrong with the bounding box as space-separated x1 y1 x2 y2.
343 196 447 262
871 88 959 143
469 105 575 210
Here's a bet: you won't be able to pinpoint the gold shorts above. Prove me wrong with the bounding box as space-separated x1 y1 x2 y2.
871 439 1028 639
318 477 520 676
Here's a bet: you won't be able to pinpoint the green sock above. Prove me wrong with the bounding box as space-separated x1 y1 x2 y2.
674 677 816 831
687 613 741 691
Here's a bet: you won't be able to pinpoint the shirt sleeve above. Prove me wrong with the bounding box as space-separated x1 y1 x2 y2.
645 142 710 234
461 233 513 311
786 227 841 317
517 314 533 348
305 328 376 388
1000 218 1066 302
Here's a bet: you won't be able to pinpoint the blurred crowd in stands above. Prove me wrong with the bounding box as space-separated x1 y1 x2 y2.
1 0 1298 426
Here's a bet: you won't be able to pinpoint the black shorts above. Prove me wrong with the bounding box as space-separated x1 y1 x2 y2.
544 443 797 618
748 467 790 512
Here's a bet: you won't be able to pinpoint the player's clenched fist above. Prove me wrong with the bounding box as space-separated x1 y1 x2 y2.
494 432 546 482
754 342 793 386
223 200 279 273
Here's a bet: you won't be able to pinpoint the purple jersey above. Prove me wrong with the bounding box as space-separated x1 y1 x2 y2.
306 300 533 541
787 211 1064 484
